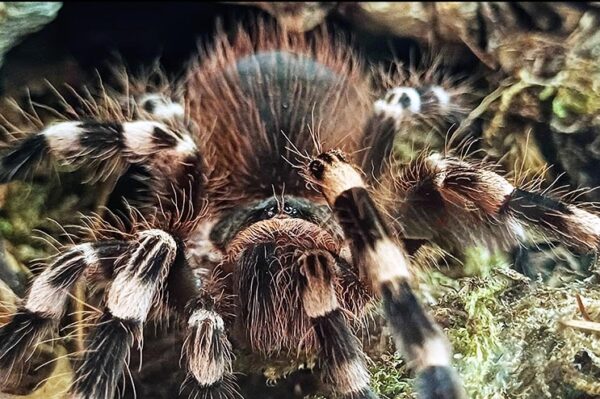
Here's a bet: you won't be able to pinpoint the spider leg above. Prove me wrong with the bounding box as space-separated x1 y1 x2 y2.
382 153 600 254
360 84 457 181
306 150 466 399
299 250 378 399
361 84 600 254
0 119 201 189
181 295 240 399
424 154 600 252
136 93 185 122
70 229 177 399
0 240 127 385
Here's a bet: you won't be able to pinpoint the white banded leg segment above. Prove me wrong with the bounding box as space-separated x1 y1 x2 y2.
1 121 124 182
138 93 185 121
362 84 453 180
182 301 240 399
107 229 177 322
26 243 98 318
307 151 406 281
426 154 514 215
70 230 177 399
121 121 196 159
426 153 600 252
186 309 228 385
299 251 339 318
328 187 454 371
428 86 451 109
0 241 126 377
0 120 198 183
502 189 600 252
307 150 465 399
374 86 453 118
299 251 377 399
307 150 366 205
382 281 465 399
46 120 198 164
337 190 463 397
374 87 422 120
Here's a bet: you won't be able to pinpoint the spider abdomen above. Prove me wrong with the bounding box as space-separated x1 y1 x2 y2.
186 26 370 210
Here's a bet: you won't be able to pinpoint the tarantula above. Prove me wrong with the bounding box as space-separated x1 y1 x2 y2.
0 21 599 399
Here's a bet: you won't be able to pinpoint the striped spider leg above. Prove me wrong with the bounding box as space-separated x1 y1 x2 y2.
0 95 239 398
306 150 466 399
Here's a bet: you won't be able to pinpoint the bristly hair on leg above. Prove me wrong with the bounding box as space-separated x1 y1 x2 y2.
180 295 241 399
76 191 210 247
369 151 522 254
71 228 178 399
70 312 140 399
360 51 479 182
105 59 187 123
305 149 466 399
181 373 242 399
0 240 129 389
0 312 56 386
371 50 478 128
0 59 194 191
299 250 377 399
372 149 600 255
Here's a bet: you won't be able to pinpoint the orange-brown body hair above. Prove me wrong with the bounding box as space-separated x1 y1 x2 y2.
185 22 372 211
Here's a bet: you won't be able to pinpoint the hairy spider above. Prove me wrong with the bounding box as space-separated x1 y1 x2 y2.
1 21 599 399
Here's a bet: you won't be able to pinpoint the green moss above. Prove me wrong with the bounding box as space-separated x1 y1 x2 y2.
369 352 414 398
363 244 600 399
0 219 13 237
552 87 598 119
440 260 600 398
0 176 96 265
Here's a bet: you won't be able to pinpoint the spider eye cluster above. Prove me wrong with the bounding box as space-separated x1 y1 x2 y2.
263 204 300 218
283 204 298 216
265 205 277 218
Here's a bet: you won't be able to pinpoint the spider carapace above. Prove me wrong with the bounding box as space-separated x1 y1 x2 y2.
1 22 599 399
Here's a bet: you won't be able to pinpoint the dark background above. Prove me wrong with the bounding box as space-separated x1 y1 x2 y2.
1 2 482 97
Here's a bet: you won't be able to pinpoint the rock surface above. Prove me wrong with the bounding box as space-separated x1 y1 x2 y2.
0 2 62 68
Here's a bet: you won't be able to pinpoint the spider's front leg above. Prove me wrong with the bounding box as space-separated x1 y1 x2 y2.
299 250 377 399
306 150 466 399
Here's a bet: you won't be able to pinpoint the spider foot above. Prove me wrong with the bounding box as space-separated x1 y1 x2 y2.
417 366 465 399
